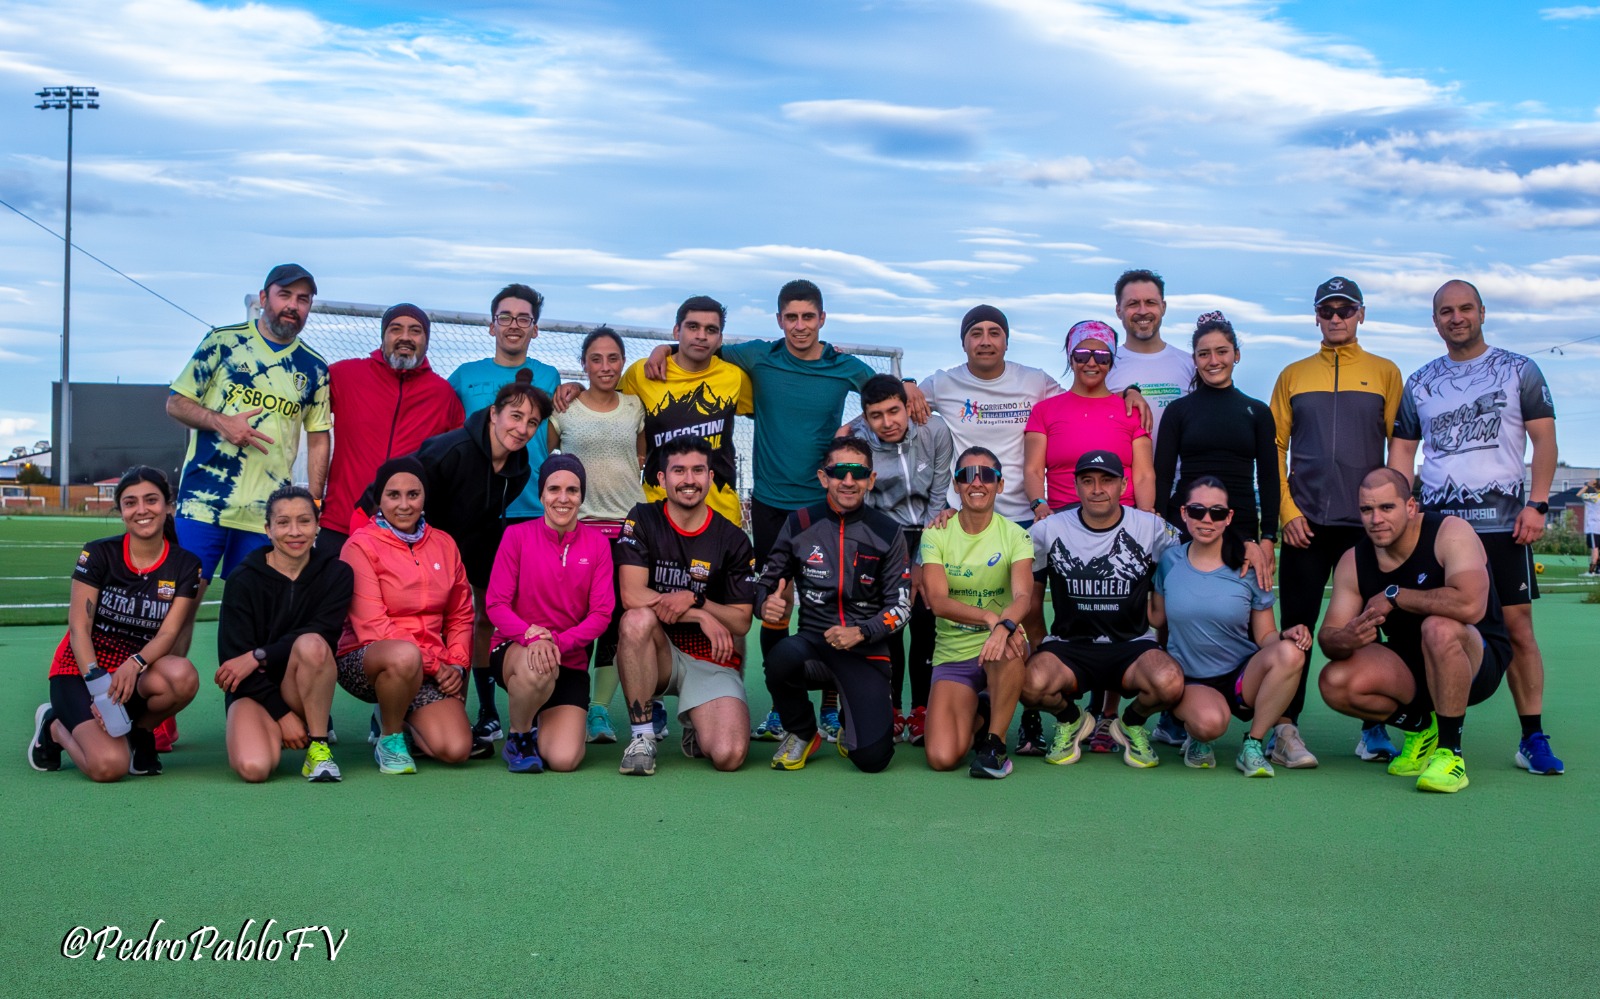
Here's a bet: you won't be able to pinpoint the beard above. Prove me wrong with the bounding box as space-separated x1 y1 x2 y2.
265 310 305 339
386 352 421 371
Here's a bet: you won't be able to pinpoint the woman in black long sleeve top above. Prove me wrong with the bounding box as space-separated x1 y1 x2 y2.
1154 312 1279 569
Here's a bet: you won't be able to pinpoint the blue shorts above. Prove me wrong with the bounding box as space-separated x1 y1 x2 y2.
175 517 269 581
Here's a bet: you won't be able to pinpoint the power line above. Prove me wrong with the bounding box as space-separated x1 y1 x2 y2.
1536 331 1600 356
0 194 214 329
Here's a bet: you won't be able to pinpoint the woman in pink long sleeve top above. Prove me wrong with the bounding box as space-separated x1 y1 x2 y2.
486 454 615 773
337 457 476 774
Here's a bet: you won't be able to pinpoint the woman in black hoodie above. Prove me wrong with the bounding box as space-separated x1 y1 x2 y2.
216 485 354 783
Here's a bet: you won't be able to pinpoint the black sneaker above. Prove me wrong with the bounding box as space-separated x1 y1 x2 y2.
127 725 162 776
469 716 502 759
1015 709 1046 756
28 703 61 772
970 736 1013 779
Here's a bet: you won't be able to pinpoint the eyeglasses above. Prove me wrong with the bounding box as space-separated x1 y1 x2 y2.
1183 504 1231 522
823 463 872 481
1069 349 1113 365
494 313 536 329
953 465 1001 484
1316 303 1360 321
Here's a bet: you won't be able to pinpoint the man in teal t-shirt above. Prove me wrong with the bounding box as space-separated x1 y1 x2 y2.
447 282 561 518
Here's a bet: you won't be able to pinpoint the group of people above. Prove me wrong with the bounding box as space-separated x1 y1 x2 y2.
26 263 1567 794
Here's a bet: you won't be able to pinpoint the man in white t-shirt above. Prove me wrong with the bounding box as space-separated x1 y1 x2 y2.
1105 269 1195 446
1582 479 1600 577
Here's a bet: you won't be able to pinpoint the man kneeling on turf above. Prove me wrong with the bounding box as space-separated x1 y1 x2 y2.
1317 468 1510 793
615 436 758 775
755 437 911 772
1022 450 1184 768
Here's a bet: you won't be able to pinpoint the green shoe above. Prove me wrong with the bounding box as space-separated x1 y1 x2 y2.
1387 716 1438 777
302 740 341 782
1416 747 1469 793
1235 737 1274 777
1045 711 1094 765
374 732 416 775
1110 718 1160 768
1182 735 1216 769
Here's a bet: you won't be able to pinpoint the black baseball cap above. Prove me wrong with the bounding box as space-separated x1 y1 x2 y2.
1314 276 1362 306
263 263 318 295
1074 450 1125 477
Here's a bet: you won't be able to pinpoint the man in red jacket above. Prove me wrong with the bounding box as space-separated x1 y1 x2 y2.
320 304 465 553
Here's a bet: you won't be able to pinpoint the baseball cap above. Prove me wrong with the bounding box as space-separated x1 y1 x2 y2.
1074 450 1125 477
263 263 318 296
1314 276 1362 306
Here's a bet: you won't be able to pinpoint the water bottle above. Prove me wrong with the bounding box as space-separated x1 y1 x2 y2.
82 663 132 737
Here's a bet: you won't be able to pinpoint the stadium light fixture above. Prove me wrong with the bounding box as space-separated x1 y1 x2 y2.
35 85 98 508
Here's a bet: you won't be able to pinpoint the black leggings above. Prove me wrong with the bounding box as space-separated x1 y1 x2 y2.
764 632 895 773
888 596 936 711
1277 522 1366 720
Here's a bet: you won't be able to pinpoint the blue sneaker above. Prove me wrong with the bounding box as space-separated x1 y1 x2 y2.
1515 732 1565 775
503 731 544 774
650 699 669 741
1152 711 1186 747
1356 724 1399 762
753 709 785 741
586 703 617 744
819 706 842 743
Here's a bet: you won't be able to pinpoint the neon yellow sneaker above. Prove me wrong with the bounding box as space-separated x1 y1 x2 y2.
1387 716 1438 777
1416 747 1469 793
1045 711 1094 765
302 740 341 782
1110 718 1161 768
771 731 823 771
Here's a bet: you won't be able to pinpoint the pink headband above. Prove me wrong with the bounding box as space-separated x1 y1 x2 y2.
1066 320 1117 355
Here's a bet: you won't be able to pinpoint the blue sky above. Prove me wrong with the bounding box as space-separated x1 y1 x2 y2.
3 0 1600 466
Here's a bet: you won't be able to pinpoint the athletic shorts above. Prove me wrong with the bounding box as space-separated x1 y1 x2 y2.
930 656 987 693
664 643 747 719
1184 660 1254 722
1389 634 1510 710
49 673 150 733
1587 533 1600 551
1479 531 1537 607
336 644 453 714
174 517 269 581
488 642 590 712
1034 637 1161 696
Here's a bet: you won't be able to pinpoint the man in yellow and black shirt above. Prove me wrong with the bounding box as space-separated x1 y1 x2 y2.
1268 275 1403 768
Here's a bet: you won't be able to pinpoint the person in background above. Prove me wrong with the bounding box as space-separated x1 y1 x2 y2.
1581 479 1600 577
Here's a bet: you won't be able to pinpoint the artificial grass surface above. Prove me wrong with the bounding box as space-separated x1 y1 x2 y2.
3 598 1596 998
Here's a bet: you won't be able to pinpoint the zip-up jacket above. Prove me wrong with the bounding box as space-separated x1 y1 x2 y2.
359 406 531 588
754 500 911 657
339 522 474 674
324 350 463 536
485 518 615 670
1269 340 1402 528
842 411 954 527
217 545 354 718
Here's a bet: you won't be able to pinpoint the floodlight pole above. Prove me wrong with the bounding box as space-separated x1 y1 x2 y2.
36 85 98 509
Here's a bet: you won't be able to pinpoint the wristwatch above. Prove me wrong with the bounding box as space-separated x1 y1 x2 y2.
997 618 1019 634
1030 498 1048 512
252 647 268 664
1383 584 1400 609
1528 501 1549 515
131 652 149 674
692 591 707 610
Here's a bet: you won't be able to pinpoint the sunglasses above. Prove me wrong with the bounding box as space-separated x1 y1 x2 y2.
823 463 872 481
953 465 1001 484
1070 349 1113 365
1316 303 1360 320
1183 504 1231 522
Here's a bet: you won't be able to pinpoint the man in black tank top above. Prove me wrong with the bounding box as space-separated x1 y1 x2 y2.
1317 468 1509 793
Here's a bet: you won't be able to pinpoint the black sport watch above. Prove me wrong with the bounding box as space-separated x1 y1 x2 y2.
1528 501 1549 515
1383 584 1400 609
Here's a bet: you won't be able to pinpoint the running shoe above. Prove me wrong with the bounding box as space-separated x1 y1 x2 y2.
1181 735 1216 769
367 706 381 746
970 740 1013 779
770 731 824 771
906 705 927 747
586 703 617 744
1514 732 1565 775
154 716 177 753
819 706 842 743
1268 722 1319 769
1416 747 1469 793
503 731 545 774
1045 711 1094 766
1015 709 1046 756
651 699 670 741
1236 736 1274 778
470 715 503 759
374 732 416 775
1110 718 1160 768
1355 723 1399 763
127 726 162 776
1387 716 1438 777
28 703 61 772
752 709 785 741
892 709 908 742
302 740 341 782
682 723 706 759
619 732 657 776
1088 715 1117 754
1152 711 1187 747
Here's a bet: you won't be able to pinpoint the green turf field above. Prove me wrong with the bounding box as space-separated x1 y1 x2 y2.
2 516 1596 997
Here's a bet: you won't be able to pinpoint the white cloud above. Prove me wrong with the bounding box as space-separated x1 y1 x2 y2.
1541 6 1600 19
0 417 39 436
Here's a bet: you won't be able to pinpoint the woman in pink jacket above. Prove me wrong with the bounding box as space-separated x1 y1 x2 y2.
338 456 475 774
486 454 615 774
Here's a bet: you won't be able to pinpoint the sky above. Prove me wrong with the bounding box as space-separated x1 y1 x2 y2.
3 0 1600 470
